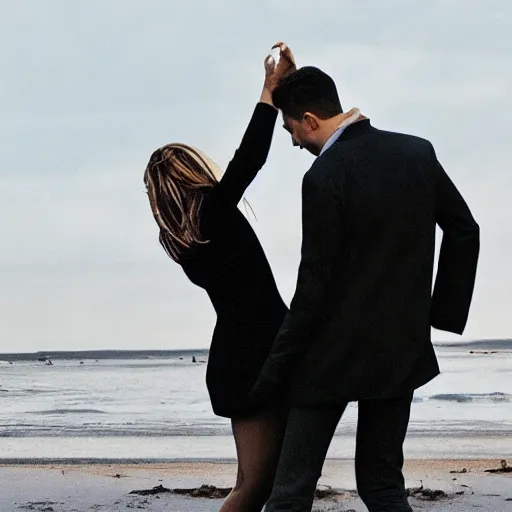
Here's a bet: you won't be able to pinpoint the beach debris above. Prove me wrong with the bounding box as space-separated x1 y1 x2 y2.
313 485 346 499
312 508 355 512
449 467 468 474
485 459 512 473
129 484 172 496
173 484 232 499
129 483 351 501
406 484 448 501
18 501 62 511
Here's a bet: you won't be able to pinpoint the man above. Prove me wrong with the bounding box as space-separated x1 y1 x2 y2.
250 67 480 512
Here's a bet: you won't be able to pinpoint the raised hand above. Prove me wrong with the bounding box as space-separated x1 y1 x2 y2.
264 42 296 92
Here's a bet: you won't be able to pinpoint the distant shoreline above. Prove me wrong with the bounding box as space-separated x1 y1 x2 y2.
0 339 510 361
0 349 209 362
433 339 512 350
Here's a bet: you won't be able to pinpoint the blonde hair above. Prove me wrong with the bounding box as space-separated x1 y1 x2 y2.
144 143 221 262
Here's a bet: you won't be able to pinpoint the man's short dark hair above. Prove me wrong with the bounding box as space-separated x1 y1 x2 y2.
272 66 343 120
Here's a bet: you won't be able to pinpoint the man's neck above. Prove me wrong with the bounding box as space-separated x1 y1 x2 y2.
321 113 348 144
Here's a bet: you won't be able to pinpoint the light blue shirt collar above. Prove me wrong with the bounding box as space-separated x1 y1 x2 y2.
319 125 347 156
318 109 361 157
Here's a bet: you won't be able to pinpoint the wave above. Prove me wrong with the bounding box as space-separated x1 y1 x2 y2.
22 388 64 395
429 392 512 403
0 425 232 437
2 422 511 438
29 409 107 415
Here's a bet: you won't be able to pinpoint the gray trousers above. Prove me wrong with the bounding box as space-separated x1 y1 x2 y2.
265 393 414 512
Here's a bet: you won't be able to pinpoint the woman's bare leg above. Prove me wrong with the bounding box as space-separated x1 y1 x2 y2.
220 404 287 512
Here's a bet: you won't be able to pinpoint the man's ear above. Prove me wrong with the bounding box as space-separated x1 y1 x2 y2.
303 112 319 132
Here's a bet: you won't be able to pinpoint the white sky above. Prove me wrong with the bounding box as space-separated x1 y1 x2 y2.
1 1 510 351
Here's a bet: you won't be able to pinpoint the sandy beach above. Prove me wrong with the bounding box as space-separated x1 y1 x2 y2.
1 459 511 511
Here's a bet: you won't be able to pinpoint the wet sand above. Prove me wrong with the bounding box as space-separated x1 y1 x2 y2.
1 459 511 511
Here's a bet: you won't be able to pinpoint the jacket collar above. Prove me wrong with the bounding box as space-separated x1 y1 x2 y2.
334 119 374 144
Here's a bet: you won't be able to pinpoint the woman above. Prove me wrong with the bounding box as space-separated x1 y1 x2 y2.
144 44 295 512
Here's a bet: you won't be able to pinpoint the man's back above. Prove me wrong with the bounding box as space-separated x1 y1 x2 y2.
288 120 479 406
259 64 480 512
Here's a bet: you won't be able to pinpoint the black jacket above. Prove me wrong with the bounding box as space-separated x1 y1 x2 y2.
252 119 480 406
180 103 288 418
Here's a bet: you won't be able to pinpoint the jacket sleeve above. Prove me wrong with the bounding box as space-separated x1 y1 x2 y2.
250 168 343 399
430 148 480 334
207 102 278 209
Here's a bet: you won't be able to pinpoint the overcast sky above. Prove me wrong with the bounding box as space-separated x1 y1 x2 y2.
1 1 510 352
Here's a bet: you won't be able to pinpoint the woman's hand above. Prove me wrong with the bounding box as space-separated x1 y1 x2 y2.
260 42 296 107
264 42 296 91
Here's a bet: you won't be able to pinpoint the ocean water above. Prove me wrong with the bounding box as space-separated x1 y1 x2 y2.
1 342 511 460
